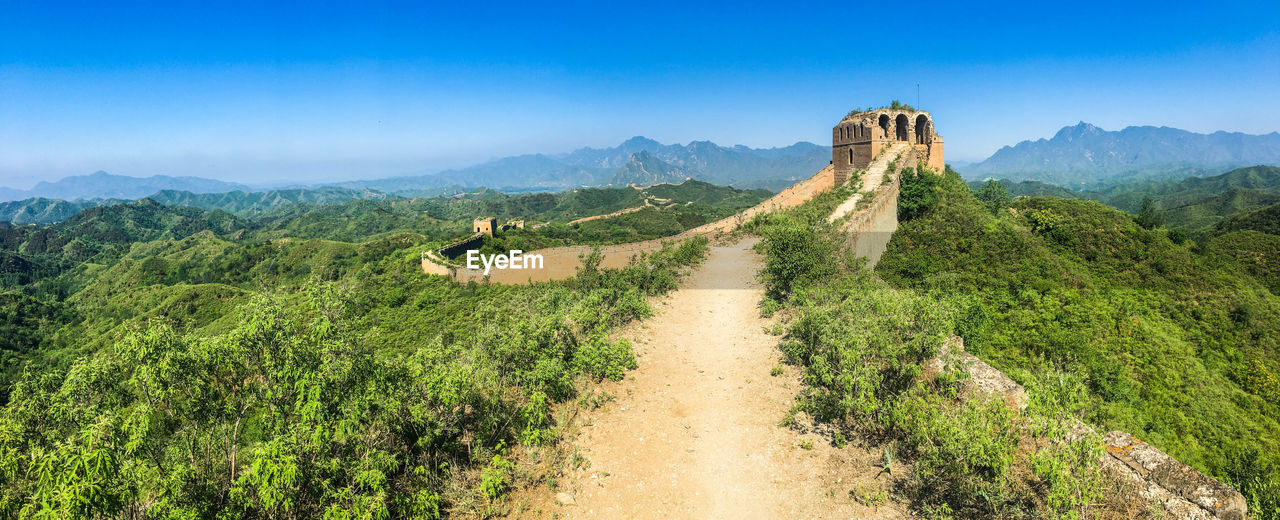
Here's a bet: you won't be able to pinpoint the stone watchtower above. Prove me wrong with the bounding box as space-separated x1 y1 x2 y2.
832 108 944 184
473 217 497 237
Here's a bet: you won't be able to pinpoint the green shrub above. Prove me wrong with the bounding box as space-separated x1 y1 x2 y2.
899 164 941 222
975 179 1012 216
573 335 637 381
757 218 838 300
480 445 515 500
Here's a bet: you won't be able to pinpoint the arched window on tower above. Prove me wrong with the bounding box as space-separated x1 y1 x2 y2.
915 114 930 145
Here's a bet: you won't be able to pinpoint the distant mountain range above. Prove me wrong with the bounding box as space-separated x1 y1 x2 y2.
0 171 249 203
1 138 831 205
965 123 1280 187
607 150 689 187
330 137 830 193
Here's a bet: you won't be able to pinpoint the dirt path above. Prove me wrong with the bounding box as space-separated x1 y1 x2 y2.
513 238 907 519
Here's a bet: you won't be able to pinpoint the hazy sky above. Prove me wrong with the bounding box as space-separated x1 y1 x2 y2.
2 1 1278 188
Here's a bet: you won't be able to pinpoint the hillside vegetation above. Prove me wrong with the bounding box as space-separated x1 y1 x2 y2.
0 173 722 516
1219 201 1280 236
886 167 1280 517
748 173 1116 519
978 165 1280 235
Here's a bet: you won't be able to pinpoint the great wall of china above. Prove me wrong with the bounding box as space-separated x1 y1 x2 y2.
420 108 1250 519
420 160 838 283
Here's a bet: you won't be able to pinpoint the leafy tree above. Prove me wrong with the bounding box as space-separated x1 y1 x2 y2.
1136 196 1163 229
975 180 1012 216
888 100 916 111
898 164 941 222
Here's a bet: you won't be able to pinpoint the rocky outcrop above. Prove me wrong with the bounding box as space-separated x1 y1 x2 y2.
924 336 1029 411
1102 431 1248 520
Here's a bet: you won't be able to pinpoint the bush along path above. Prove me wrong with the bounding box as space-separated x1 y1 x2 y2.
511 237 909 519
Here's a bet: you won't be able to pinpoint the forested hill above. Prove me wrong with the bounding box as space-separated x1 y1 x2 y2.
1102 165 1280 212
0 157 746 517
0 187 391 225
146 187 393 214
1 178 773 227
1219 201 1280 236
972 165 1280 234
1 199 248 260
0 176 770 304
0 197 126 226
882 167 1280 515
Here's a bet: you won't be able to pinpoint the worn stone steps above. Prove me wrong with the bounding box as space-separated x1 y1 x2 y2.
827 142 911 223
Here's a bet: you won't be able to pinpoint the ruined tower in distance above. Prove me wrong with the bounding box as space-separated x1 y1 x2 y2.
832 107 944 184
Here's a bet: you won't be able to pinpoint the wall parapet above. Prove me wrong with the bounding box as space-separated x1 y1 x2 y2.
828 142 911 268
930 336 1248 520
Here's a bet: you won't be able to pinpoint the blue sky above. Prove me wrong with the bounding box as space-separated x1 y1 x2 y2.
2 1 1278 188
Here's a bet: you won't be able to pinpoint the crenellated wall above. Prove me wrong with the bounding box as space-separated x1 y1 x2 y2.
929 337 1249 520
438 232 485 259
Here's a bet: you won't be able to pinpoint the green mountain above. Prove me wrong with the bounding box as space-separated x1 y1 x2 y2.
0 168 717 518
146 186 392 215
0 187 393 225
1165 189 1280 233
1 198 249 261
975 165 1280 234
1102 165 1280 212
1219 201 1280 236
0 197 125 225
